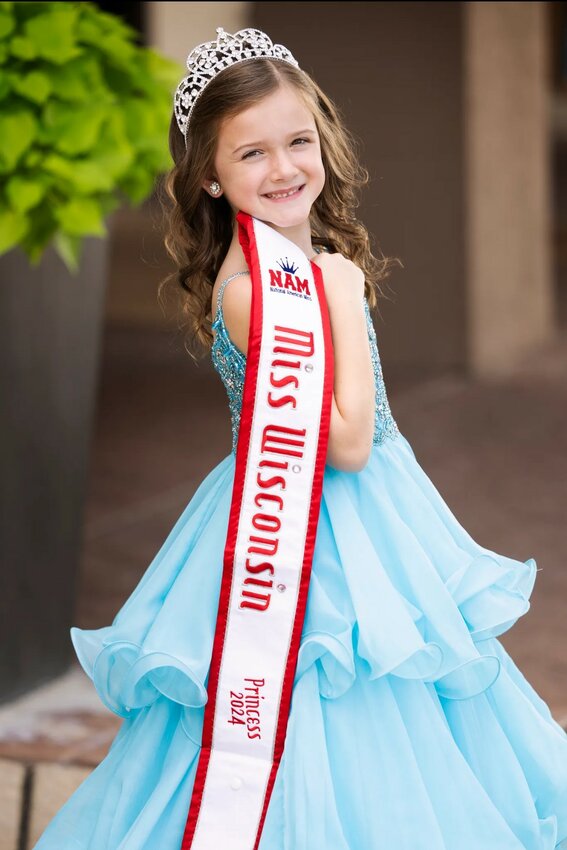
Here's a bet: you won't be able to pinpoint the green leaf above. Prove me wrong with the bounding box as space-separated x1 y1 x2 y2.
12 3 48 25
54 196 106 237
92 111 134 178
122 99 154 146
94 32 135 67
13 69 52 103
0 71 10 98
24 6 81 64
0 108 37 169
79 21 135 66
0 206 28 255
54 230 82 273
77 6 137 49
0 7 15 40
43 151 115 193
24 148 42 167
142 48 183 89
119 165 155 205
98 193 121 218
5 174 45 212
48 54 105 101
9 35 37 59
18 198 58 263
42 101 108 155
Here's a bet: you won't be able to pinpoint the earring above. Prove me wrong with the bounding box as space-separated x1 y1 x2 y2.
209 180 221 196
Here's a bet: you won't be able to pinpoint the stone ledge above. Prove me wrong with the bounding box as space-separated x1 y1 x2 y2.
27 763 92 850
0 666 117 850
0 759 26 850
0 759 93 850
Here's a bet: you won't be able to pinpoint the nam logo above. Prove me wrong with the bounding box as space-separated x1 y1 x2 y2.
268 256 311 298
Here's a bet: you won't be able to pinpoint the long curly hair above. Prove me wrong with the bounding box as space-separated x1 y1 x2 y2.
158 58 400 360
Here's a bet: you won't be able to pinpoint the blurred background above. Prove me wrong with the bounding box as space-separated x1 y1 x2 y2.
1 2 567 845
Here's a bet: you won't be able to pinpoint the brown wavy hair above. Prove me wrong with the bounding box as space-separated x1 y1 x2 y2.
158 58 400 360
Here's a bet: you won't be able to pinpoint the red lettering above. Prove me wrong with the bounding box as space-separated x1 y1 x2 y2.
271 358 301 370
252 513 281 533
259 457 289 469
245 558 275 576
256 471 287 489
243 577 273 589
268 392 297 408
261 423 306 458
240 590 271 611
295 276 310 294
283 272 295 290
253 492 284 511
273 325 315 358
269 372 299 389
248 535 279 557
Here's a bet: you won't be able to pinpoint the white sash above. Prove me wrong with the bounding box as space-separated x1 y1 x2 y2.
181 212 333 850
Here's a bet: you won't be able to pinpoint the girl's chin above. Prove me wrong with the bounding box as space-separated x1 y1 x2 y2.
233 199 313 230
260 208 312 230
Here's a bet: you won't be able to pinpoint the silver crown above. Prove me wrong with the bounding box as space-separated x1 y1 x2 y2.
174 27 300 145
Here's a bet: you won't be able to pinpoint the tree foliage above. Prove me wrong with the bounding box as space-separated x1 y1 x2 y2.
0 2 182 271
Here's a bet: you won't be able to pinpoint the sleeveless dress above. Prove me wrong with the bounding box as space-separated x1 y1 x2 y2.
34 273 567 850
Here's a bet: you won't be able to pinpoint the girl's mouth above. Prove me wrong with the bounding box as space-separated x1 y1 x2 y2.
263 184 305 202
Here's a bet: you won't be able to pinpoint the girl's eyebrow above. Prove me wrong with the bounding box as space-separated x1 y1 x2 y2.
232 128 317 156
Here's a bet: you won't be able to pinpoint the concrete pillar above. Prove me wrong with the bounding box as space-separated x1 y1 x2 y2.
464 1 554 376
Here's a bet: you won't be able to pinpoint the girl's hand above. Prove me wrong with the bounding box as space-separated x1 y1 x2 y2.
311 252 365 303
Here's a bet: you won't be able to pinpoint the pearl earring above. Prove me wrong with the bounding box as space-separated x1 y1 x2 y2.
209 180 221 196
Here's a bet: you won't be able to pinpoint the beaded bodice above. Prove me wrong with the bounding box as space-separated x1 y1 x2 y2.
211 272 399 455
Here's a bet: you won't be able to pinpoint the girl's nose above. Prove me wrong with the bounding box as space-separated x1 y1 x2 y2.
270 150 297 182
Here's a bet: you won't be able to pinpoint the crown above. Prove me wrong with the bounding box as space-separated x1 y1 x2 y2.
277 257 299 275
174 27 300 145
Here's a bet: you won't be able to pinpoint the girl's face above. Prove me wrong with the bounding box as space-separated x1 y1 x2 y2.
210 83 326 232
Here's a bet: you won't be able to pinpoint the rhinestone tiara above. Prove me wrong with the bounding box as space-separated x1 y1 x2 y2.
173 27 300 146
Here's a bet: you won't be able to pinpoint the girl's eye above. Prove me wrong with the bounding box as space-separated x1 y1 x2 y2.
242 138 310 160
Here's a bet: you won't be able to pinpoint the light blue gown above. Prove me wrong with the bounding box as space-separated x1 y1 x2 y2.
34 274 567 849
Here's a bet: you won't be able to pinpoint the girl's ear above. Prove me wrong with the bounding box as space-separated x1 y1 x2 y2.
203 178 223 198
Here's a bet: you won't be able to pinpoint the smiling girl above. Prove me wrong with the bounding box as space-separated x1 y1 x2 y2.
34 26 567 850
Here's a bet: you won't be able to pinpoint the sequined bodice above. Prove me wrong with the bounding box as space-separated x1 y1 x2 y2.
211 273 400 454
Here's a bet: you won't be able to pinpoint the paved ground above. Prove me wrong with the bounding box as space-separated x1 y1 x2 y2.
0 320 566 848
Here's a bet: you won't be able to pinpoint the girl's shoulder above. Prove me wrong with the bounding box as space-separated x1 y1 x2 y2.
211 262 250 320
211 266 251 357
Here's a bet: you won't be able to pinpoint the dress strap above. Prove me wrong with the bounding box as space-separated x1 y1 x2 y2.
215 270 249 318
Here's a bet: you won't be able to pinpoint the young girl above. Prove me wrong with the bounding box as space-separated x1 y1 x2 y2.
35 27 567 850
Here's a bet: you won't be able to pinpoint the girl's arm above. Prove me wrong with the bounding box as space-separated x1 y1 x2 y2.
221 260 375 472
312 252 375 472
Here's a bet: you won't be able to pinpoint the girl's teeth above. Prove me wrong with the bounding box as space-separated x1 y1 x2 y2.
266 187 300 199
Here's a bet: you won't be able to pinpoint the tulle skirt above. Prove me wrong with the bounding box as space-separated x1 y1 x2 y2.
34 432 567 849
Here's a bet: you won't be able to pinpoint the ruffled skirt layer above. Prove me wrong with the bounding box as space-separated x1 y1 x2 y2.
34 433 567 849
